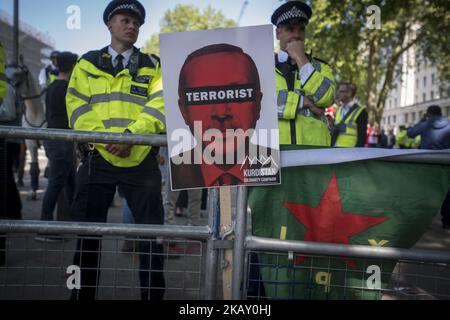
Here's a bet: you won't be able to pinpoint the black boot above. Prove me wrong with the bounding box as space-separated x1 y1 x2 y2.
29 162 40 192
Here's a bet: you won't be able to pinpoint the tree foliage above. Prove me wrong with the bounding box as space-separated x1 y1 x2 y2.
306 0 450 124
142 5 237 56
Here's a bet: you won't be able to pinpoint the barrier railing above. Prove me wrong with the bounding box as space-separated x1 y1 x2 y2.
1 125 450 300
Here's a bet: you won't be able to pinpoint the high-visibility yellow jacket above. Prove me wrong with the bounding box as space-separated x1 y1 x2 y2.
45 66 59 86
412 134 421 149
0 42 7 101
333 103 366 147
276 55 334 146
66 46 166 167
396 129 413 149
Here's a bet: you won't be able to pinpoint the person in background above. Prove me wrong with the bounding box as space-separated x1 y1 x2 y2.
332 82 367 147
38 50 59 90
36 52 78 242
407 105 450 229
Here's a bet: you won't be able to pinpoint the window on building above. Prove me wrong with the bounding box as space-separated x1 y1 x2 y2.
393 115 396 124
415 95 418 103
423 76 427 87
431 91 434 100
387 116 390 125
447 106 450 117
419 111 423 119
431 73 435 85
416 78 419 89
423 93 426 102
412 113 416 122
404 113 409 123
389 100 392 109
382 117 385 125
395 98 398 107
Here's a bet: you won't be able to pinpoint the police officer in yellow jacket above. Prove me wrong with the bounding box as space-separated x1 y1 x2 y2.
332 82 368 147
249 1 336 299
38 50 59 90
0 42 6 103
66 0 165 300
272 1 335 146
395 125 413 149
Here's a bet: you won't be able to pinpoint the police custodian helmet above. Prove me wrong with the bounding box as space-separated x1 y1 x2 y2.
103 0 146 26
271 1 312 27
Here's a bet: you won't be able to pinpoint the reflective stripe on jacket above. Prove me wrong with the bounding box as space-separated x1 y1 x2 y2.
334 104 365 147
66 46 166 167
276 56 334 146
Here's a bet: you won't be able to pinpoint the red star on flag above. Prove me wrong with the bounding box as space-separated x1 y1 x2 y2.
283 173 387 269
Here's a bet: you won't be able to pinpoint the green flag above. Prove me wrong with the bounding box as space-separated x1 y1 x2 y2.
249 155 450 299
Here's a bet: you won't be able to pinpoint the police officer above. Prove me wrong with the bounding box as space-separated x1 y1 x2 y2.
272 1 335 146
0 42 6 103
395 125 413 149
66 0 166 300
332 82 368 147
38 50 59 90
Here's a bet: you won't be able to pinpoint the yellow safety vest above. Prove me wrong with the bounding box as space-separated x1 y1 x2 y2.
66 46 166 167
412 134 421 149
334 104 365 147
395 130 413 149
46 66 59 85
276 56 334 146
0 42 7 101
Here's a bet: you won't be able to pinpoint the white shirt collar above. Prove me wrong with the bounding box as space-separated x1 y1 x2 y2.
108 46 134 68
277 50 289 63
343 99 357 110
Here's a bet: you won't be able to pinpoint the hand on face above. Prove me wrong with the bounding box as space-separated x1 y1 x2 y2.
286 40 304 61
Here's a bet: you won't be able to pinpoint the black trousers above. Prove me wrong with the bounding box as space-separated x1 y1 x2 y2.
1 141 22 265
70 150 165 300
442 189 450 227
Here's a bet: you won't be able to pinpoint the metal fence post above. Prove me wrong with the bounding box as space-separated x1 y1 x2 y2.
232 186 247 299
204 188 219 299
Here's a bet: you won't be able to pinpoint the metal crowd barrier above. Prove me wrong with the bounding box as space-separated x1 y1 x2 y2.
1 125 450 300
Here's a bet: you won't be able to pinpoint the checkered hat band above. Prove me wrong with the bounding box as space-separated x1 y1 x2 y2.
108 4 141 21
276 7 308 25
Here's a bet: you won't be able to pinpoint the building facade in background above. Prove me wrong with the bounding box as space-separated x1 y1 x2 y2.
382 44 450 133
0 10 54 81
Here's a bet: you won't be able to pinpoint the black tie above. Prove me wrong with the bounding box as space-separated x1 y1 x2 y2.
115 54 124 74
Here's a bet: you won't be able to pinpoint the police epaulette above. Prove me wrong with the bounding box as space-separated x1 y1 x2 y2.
139 53 157 69
80 49 113 71
149 54 160 66
311 56 330 66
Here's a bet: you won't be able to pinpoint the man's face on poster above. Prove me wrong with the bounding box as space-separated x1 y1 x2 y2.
178 51 263 158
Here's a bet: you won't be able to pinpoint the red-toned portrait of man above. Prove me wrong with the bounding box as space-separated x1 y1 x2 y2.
170 43 279 190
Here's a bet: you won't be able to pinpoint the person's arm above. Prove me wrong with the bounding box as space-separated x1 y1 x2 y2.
407 121 427 138
126 62 165 135
356 109 368 147
65 62 105 131
299 61 335 109
106 59 166 158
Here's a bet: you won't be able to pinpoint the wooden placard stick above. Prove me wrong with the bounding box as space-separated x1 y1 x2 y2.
219 186 233 300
